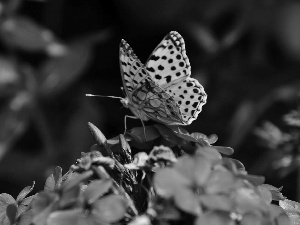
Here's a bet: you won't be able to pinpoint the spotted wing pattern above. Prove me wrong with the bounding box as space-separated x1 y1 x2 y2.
119 40 148 97
146 31 191 88
165 77 207 124
119 31 207 125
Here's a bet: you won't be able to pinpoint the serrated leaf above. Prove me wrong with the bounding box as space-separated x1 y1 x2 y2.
17 182 35 202
18 195 36 216
92 195 126 223
260 184 285 201
82 180 112 204
0 194 16 212
44 174 55 192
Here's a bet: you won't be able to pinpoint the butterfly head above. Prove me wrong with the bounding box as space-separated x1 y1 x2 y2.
120 97 129 108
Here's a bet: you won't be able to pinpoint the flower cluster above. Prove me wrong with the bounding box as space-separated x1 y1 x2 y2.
0 122 296 225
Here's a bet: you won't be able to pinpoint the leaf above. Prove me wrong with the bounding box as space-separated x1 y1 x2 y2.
18 209 34 225
213 146 234 155
92 195 126 223
62 170 93 191
82 180 113 204
154 124 180 145
6 203 17 224
257 185 272 204
279 199 300 223
17 182 35 202
31 193 57 225
168 126 199 142
0 16 57 51
119 134 132 163
259 184 285 201
31 191 57 215
59 185 80 208
44 167 62 191
18 195 36 217
127 126 160 143
44 175 55 192
87 123 112 157
0 194 15 209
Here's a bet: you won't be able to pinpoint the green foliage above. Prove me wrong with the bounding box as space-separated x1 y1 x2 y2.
0 121 294 225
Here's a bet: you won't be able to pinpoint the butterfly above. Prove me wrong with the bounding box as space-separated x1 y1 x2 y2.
119 31 207 126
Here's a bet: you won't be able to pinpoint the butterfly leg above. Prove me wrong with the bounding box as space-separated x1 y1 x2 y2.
124 115 147 140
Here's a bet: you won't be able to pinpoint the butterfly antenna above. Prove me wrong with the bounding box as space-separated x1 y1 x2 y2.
86 94 123 100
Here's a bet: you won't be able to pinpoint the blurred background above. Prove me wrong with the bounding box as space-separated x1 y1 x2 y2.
1 0 300 201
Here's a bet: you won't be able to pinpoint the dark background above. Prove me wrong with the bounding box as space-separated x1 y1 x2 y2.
1 0 300 200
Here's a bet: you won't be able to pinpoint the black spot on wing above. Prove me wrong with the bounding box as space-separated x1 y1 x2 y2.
192 102 198 108
158 65 164 70
150 55 160 61
165 75 172 83
147 67 155 72
187 83 193 87
155 75 162 80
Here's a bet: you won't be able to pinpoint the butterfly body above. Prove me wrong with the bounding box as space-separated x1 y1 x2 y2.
119 31 207 126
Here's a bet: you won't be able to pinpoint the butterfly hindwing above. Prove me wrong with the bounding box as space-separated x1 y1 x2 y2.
131 78 184 125
146 31 191 88
165 77 207 124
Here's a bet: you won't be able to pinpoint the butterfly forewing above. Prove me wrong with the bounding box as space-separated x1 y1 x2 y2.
146 31 191 88
119 40 147 97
